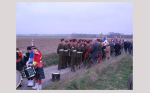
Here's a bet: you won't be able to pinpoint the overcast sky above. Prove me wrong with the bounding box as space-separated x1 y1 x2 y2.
16 2 133 35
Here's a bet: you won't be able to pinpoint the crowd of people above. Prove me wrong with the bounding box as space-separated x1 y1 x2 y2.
57 37 133 72
16 37 133 90
16 46 45 90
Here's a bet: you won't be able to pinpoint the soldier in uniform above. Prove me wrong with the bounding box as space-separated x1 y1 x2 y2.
57 39 65 70
84 41 92 69
81 39 84 45
67 39 72 68
97 39 103 62
76 42 83 69
81 43 86 64
16 48 23 87
89 40 93 46
63 41 70 69
70 39 77 72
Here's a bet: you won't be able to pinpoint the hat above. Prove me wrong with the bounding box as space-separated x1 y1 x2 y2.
72 39 76 42
61 38 64 42
84 40 87 42
78 42 81 44
27 46 31 50
31 46 36 49
65 41 68 43
69 39 72 42
82 39 84 42
97 39 100 42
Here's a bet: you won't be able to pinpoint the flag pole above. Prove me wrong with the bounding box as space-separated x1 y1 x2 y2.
31 38 34 46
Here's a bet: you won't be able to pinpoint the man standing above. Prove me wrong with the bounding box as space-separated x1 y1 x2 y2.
108 41 115 57
67 39 72 68
76 42 83 69
70 39 77 72
124 40 128 53
57 39 65 70
114 39 121 56
102 42 106 60
84 41 91 69
89 38 99 65
129 41 133 56
97 39 103 62
127 40 131 53
104 42 110 61
63 41 70 69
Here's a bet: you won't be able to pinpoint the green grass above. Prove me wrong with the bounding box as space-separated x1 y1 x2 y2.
43 54 133 90
42 53 59 68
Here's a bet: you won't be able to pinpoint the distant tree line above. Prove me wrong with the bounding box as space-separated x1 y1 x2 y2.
71 32 133 39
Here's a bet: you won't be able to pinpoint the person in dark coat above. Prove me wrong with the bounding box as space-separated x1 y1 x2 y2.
108 41 114 57
114 39 121 56
127 40 131 52
124 40 128 53
89 38 99 64
129 41 133 56
102 42 106 60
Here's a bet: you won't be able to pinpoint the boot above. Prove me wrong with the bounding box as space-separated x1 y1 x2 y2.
27 80 31 87
37 84 42 90
30 80 34 87
32 83 39 90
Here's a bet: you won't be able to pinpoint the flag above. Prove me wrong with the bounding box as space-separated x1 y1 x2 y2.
122 39 124 45
103 36 106 42
114 36 116 45
28 51 34 64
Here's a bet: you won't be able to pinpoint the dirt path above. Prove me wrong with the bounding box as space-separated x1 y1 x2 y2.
17 50 126 90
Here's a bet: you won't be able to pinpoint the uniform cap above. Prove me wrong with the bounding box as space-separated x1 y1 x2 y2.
61 38 64 42
27 46 31 50
69 39 72 42
97 39 100 41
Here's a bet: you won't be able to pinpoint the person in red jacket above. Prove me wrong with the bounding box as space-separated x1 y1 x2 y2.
29 46 45 90
16 48 23 87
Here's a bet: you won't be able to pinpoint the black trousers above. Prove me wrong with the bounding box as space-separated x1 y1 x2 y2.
115 50 120 56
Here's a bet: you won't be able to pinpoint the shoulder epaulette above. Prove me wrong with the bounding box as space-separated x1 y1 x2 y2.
34 50 40 55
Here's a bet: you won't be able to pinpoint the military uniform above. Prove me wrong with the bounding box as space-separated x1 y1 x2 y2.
31 47 45 90
81 43 86 63
97 39 103 62
76 42 83 69
57 39 65 70
63 41 70 68
70 39 77 72
84 41 91 68
67 39 72 67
